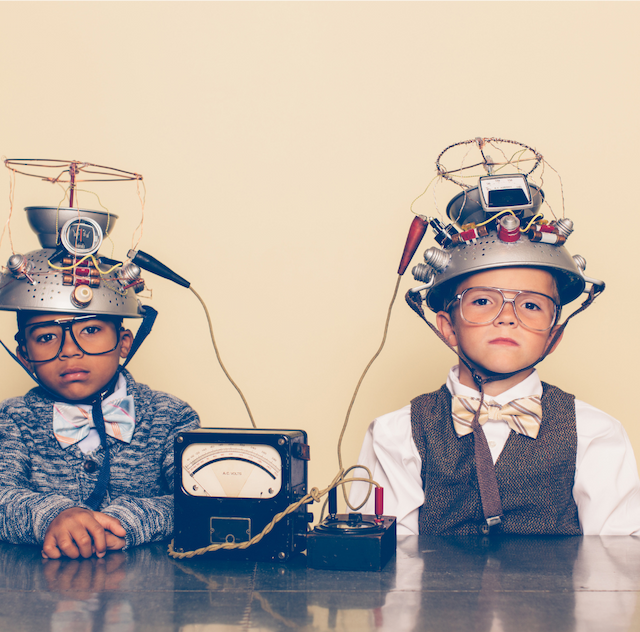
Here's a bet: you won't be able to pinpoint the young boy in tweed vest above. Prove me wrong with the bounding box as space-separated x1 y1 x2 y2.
351 148 640 536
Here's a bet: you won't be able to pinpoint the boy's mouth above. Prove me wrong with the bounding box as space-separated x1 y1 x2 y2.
489 337 519 347
60 367 89 381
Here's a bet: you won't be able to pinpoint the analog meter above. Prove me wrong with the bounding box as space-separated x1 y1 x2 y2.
60 217 104 257
478 174 534 214
174 429 312 561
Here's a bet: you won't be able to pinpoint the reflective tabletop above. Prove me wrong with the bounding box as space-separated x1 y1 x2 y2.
0 535 638 631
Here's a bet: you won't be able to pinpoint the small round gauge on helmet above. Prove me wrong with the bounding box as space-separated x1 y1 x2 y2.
60 217 104 257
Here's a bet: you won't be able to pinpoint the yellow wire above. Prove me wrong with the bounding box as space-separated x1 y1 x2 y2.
409 173 439 215
520 213 544 233
47 253 122 275
475 208 516 228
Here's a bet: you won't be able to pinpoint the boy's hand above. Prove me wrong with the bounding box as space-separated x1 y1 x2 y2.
42 508 126 559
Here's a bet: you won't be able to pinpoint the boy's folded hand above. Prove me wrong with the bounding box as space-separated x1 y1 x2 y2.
42 507 126 560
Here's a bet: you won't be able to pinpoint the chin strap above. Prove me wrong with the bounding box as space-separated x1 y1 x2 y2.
123 305 157 368
405 284 601 534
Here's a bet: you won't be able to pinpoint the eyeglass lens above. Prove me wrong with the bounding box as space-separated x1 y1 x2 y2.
460 288 556 331
24 319 119 362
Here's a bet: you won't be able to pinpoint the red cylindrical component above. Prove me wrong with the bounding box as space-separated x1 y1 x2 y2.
398 216 429 275
375 486 384 516
498 216 521 242
74 267 91 277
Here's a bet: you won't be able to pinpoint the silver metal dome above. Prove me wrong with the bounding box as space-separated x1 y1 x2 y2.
412 230 588 312
0 248 143 318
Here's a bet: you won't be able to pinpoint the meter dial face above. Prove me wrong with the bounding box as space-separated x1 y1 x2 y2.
479 175 531 208
60 217 104 256
181 443 283 499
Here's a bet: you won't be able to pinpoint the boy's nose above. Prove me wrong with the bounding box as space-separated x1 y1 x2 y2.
495 301 517 326
59 331 83 358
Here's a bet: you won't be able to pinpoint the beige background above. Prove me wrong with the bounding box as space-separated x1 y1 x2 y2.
0 2 638 506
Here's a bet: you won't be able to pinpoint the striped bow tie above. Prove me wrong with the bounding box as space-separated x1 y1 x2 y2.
451 394 542 439
53 396 136 448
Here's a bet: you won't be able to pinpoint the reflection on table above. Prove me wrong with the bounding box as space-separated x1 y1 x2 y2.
0 535 638 631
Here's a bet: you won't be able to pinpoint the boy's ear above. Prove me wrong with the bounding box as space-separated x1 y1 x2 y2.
545 326 564 356
15 345 33 373
436 311 458 347
118 329 134 359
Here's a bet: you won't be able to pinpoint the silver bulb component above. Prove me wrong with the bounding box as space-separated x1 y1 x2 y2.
7 254 31 279
552 218 574 238
412 263 434 283
573 254 587 271
423 247 451 272
117 262 142 286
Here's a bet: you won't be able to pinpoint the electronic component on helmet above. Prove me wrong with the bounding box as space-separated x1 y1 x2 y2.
451 225 489 245
478 174 534 214
61 257 102 289
497 215 521 243
116 262 146 293
7 254 35 285
397 216 430 275
552 217 574 238
430 217 458 247
60 217 104 257
70 284 93 308
530 230 566 245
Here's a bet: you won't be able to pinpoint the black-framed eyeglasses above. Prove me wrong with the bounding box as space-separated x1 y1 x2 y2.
18 315 122 363
447 286 560 332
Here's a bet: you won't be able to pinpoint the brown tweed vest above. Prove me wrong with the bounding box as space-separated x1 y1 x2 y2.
410 383 582 535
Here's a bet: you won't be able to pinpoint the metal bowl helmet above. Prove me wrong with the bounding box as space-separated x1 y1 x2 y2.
410 184 604 313
0 207 145 319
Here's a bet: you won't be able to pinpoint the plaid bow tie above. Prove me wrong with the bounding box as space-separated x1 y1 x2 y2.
451 394 542 439
53 396 136 448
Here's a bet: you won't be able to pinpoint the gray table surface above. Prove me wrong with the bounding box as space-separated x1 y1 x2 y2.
0 535 638 631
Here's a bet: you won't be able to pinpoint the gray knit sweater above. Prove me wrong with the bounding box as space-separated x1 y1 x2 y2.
0 369 200 548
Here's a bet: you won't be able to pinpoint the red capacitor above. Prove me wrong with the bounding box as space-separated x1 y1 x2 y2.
375 486 384 516
398 216 429 275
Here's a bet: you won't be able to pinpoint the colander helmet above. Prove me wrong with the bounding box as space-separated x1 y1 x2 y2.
410 183 604 312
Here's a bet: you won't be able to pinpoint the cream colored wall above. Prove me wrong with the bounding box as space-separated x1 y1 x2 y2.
0 2 638 507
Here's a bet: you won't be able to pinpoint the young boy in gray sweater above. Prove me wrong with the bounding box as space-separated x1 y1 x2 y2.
0 208 199 559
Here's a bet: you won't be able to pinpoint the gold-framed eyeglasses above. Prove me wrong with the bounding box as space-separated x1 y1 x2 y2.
447 286 560 332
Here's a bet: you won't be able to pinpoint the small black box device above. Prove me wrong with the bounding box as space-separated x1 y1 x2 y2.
307 513 397 571
174 428 312 561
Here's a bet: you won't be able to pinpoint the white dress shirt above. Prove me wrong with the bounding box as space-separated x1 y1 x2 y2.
350 367 640 536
